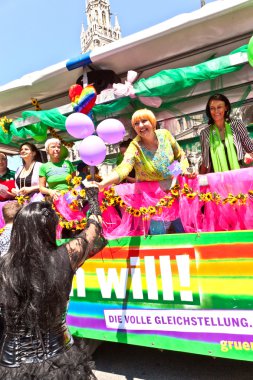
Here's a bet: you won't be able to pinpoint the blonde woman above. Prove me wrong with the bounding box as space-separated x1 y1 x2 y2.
98 109 189 234
99 109 188 188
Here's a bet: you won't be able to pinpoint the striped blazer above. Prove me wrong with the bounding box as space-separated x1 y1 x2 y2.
200 118 253 170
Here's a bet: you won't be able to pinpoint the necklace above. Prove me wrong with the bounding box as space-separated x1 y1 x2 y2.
19 162 35 189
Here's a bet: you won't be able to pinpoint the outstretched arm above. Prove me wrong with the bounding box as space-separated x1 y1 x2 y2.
98 171 120 191
66 185 107 271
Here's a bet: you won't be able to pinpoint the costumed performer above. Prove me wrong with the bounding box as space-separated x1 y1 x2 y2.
0 183 106 379
199 93 253 174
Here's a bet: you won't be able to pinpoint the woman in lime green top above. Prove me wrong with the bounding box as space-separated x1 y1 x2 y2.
98 109 188 190
39 138 75 200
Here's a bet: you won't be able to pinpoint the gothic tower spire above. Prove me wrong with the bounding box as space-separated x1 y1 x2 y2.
80 0 121 53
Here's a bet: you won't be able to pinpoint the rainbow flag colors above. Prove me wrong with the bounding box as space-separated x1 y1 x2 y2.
67 230 253 361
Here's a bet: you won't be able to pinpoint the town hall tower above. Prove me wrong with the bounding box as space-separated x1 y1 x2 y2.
80 0 121 52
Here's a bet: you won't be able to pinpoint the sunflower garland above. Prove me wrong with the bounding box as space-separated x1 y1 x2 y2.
100 184 253 219
54 207 88 231
48 127 74 148
0 116 12 134
66 175 82 187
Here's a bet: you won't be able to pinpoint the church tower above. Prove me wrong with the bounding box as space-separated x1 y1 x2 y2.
80 0 121 53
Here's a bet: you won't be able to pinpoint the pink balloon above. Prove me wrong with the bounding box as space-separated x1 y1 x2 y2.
79 135 106 166
96 118 125 144
65 112 94 139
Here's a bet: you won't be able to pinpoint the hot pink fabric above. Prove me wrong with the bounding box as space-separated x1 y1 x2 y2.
0 201 8 228
205 168 253 231
3 169 252 238
100 168 253 238
101 181 180 239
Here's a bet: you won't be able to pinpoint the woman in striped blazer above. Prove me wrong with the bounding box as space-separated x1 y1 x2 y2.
199 94 253 174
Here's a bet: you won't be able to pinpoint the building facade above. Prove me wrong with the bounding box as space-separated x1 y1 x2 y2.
80 0 121 53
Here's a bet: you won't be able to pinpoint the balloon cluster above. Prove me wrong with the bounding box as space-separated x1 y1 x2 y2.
65 113 125 166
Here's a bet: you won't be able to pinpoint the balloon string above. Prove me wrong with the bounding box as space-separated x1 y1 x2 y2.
90 166 95 181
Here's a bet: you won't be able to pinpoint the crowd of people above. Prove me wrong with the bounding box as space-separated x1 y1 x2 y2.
0 97 252 377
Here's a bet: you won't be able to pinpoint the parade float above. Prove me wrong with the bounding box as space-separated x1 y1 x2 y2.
1 0 253 362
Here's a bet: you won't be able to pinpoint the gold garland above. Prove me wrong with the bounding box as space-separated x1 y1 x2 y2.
31 97 42 111
100 183 252 218
48 202 87 231
48 127 74 148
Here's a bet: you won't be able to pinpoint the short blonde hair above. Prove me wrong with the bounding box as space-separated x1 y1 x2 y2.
131 109 157 130
45 138 61 153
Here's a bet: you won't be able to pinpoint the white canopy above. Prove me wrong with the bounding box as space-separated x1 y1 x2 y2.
0 0 252 120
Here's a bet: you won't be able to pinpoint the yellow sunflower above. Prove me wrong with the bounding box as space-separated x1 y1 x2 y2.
119 200 126 207
65 174 72 184
79 189 86 198
72 176 82 186
170 189 179 197
157 198 167 206
186 193 197 199
228 198 237 205
148 206 156 215
71 189 79 197
108 198 116 206
133 210 141 217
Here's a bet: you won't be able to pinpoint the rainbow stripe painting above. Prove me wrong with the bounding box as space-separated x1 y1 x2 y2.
67 230 253 361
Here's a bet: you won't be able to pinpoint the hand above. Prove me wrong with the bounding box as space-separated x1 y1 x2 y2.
97 180 108 192
11 188 19 196
49 189 60 201
244 153 253 165
82 179 99 189
19 187 31 196
183 167 198 179
89 214 102 225
0 188 9 198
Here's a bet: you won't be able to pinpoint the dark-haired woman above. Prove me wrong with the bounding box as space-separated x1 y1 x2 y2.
12 142 42 197
0 185 106 379
199 93 253 174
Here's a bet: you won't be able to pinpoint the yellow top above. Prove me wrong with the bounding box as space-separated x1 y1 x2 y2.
115 129 188 182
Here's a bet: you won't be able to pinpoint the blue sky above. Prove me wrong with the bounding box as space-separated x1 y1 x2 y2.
0 0 215 86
